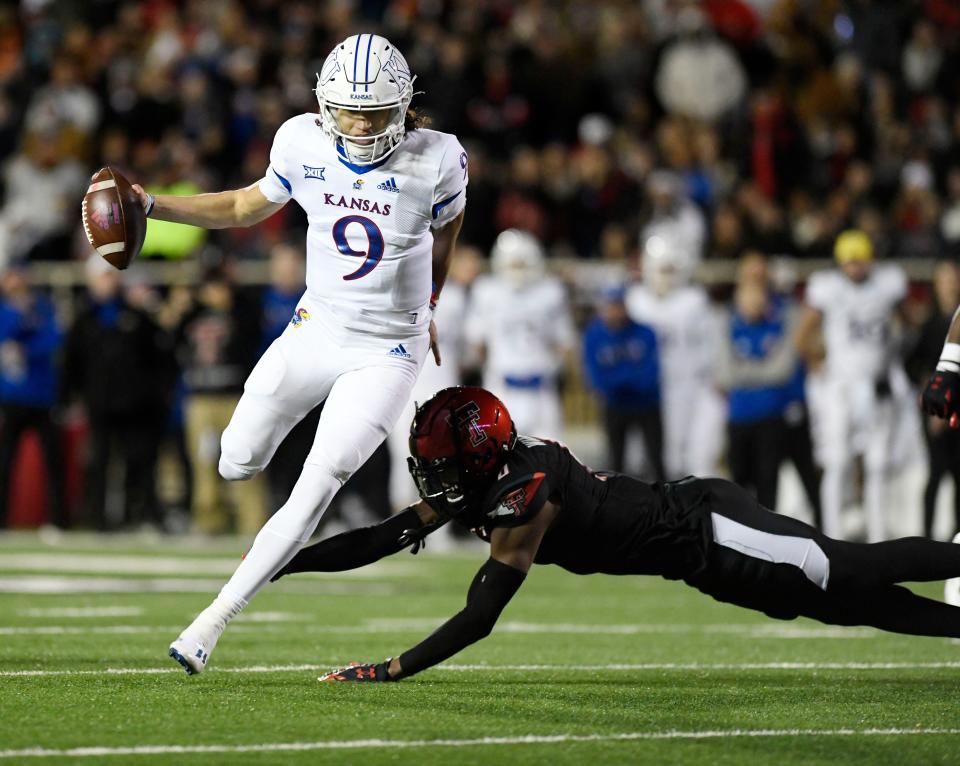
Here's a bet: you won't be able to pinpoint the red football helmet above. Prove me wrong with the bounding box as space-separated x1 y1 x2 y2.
408 386 517 518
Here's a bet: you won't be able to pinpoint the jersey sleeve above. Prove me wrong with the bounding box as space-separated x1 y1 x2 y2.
804 272 835 312
482 470 551 529
258 118 298 204
431 135 468 229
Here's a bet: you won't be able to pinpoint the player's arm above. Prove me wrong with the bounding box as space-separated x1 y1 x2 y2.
271 501 440 580
921 305 960 426
426 209 465 365
130 181 286 230
794 305 824 368
322 501 558 683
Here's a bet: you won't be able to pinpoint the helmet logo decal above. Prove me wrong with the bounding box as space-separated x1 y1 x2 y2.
454 401 487 447
383 48 413 97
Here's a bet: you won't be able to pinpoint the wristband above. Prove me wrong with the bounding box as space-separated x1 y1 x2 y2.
144 193 155 217
937 342 960 373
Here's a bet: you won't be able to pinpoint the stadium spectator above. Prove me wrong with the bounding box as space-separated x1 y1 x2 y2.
717 279 798 510
582 284 665 481
0 127 86 262
62 257 175 531
0 261 66 528
176 261 264 535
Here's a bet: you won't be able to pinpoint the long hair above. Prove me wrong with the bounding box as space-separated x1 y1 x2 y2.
405 108 430 131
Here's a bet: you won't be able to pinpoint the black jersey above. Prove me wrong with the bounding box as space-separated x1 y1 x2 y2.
455 436 712 580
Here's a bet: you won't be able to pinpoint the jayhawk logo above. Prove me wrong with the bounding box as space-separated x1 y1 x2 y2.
290 307 311 327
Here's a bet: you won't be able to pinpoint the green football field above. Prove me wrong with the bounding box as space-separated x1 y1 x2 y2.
1 531 959 765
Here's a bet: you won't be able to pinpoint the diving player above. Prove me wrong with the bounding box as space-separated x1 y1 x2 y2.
130 34 468 674
274 386 960 682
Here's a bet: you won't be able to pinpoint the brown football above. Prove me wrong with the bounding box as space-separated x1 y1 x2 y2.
80 166 147 270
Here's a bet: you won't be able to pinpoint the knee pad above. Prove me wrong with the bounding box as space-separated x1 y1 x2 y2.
219 430 263 481
218 454 258 482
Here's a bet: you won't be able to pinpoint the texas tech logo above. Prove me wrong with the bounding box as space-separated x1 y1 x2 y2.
498 488 527 517
454 401 487 447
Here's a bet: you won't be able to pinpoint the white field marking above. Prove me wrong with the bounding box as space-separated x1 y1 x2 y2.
4 661 960 678
0 620 873 639
0 553 414 578
364 619 877 639
2 728 960 759
18 607 144 618
235 611 306 623
0 576 394 595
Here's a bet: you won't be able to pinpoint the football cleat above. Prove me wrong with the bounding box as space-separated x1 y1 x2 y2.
168 623 224 675
946 532 960 608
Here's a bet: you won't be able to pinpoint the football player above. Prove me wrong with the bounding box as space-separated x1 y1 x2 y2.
464 230 575 441
273 386 960 682
130 35 467 674
796 230 910 541
919 284 960 605
625 234 726 478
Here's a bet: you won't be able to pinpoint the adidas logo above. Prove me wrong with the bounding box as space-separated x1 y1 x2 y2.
377 177 401 193
387 343 412 359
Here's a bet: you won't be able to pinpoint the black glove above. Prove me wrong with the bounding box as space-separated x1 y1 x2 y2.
921 370 960 427
319 660 396 683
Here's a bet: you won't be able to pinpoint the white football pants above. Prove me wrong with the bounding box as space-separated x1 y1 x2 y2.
217 296 428 603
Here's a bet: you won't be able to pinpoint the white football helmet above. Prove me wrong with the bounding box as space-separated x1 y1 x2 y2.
642 234 693 296
491 229 546 288
315 34 415 165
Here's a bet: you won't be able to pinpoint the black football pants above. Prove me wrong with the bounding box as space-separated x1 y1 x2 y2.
680 478 960 637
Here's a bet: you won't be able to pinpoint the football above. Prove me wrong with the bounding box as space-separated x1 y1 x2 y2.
80 166 147 270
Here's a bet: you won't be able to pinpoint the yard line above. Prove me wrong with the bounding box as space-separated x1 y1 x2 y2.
1 728 959 758
0 554 414 578
18 607 144 618
3 661 960 678
0 576 394 595
0 621 874 639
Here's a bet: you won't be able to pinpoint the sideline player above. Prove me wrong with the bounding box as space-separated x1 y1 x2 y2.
626 234 725 478
129 35 467 674
273 386 960 682
796 230 910 541
464 229 574 441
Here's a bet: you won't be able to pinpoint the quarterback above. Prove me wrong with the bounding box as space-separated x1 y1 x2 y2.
132 35 467 674
275 387 960 682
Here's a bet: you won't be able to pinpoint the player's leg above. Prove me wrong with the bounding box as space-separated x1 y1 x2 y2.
217 340 311 482
694 477 960 588
169 337 426 673
862 396 895 542
818 380 851 539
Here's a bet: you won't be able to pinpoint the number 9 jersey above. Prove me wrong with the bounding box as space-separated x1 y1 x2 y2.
259 115 468 338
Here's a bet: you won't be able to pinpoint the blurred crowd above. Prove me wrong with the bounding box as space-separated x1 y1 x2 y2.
1 0 960 265
1 0 960 539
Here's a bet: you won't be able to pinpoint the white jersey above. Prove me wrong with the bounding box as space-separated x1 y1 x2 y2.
259 117 467 337
465 274 575 379
805 265 907 381
625 284 718 383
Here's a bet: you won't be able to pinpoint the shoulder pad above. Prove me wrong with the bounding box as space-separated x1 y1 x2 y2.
483 471 549 528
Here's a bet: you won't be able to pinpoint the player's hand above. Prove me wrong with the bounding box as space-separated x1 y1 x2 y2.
428 319 441 366
130 184 150 211
319 660 395 682
921 370 960 428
